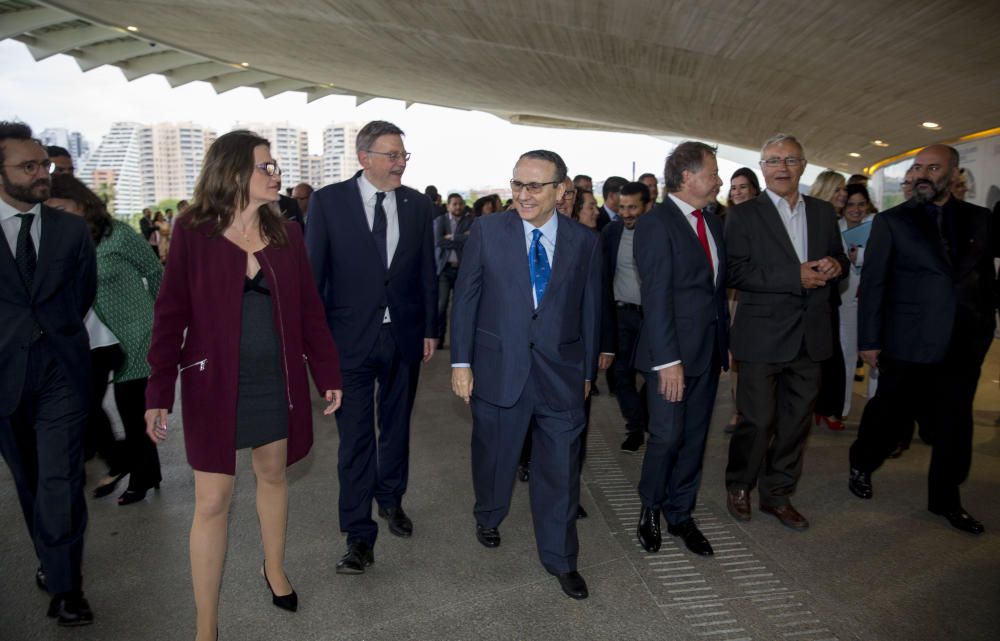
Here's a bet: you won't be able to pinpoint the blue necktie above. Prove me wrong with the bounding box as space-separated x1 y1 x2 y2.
529 229 551 307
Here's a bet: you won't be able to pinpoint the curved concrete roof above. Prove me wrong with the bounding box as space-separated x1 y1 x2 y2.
5 0 1000 172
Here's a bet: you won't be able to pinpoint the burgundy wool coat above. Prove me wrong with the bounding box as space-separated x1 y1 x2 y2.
146 216 342 474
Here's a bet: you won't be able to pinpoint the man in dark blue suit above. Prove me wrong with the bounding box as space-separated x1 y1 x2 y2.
632 142 729 557
0 122 97 625
433 193 473 346
450 150 601 600
305 121 437 573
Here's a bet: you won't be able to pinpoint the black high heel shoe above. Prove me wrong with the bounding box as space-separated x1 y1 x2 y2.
117 483 159 506
93 470 128 498
262 562 298 612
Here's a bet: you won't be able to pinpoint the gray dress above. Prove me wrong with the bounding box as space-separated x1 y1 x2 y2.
235 270 289 449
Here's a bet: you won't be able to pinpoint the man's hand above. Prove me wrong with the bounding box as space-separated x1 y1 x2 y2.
658 364 685 402
860 349 880 369
452 367 474 403
423 337 437 363
598 353 615 370
584 381 592 399
814 255 843 279
800 261 828 289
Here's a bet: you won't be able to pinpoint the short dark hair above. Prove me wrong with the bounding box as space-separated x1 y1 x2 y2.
425 185 439 198
356 120 405 154
0 121 36 166
518 150 567 183
447 192 463 203
46 145 71 158
49 173 112 244
573 174 592 183
845 183 872 204
665 141 718 192
637 172 657 183
602 176 628 199
621 181 650 204
847 173 869 185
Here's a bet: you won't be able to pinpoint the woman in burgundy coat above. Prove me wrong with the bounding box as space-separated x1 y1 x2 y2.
145 130 342 641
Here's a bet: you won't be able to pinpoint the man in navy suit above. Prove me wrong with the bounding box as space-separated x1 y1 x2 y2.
0 122 97 625
434 193 473 346
305 120 437 574
450 150 601 600
632 142 729 557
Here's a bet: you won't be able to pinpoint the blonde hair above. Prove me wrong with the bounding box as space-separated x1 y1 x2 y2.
809 170 847 210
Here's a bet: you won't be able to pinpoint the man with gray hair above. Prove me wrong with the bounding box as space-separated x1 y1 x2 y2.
723 134 847 530
306 120 438 573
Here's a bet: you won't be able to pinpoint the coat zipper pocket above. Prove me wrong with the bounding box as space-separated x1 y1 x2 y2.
179 358 207 373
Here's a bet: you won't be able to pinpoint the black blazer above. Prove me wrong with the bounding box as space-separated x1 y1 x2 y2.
598 220 627 354
0 206 96 414
859 197 996 363
725 192 848 364
596 205 613 231
305 170 437 369
433 212 474 274
633 198 729 376
279 194 304 230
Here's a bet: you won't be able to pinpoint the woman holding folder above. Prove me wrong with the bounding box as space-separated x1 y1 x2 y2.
838 184 876 418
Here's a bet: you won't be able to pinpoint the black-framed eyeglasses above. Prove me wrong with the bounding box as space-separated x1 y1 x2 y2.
365 150 411 162
3 159 54 175
254 161 282 177
510 180 560 194
760 156 804 167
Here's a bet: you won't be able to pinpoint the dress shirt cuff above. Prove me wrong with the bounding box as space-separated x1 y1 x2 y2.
600 352 615 357
652 360 681 371
452 363 471 368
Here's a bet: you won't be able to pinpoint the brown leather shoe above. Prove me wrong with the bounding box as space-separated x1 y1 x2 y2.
726 488 751 521
760 503 809 530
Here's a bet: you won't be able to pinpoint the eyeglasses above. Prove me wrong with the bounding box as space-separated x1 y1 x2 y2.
254 161 282 177
4 159 54 175
510 180 560 194
365 150 411 163
562 189 577 198
760 156 804 167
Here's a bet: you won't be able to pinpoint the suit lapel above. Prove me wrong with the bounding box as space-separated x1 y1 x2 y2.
903 201 952 271
705 211 725 289
504 211 535 312
388 188 410 276
663 198 715 284
804 197 830 261
347 175 382 270
756 193 800 262
32 206 62 298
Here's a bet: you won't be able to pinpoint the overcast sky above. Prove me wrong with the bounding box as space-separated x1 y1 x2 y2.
0 40 828 193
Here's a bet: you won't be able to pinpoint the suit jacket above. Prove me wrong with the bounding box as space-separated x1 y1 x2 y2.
726 192 848 364
434 212 474 274
279 194 305 229
0 205 96 415
451 211 601 411
305 170 437 369
858 197 996 363
599 220 626 353
146 218 341 474
596 205 613 231
633 199 730 376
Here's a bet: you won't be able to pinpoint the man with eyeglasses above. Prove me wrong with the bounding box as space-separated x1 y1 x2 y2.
305 120 437 574
0 122 97 626
555 178 576 216
450 150 601 599
723 134 847 531
848 145 995 535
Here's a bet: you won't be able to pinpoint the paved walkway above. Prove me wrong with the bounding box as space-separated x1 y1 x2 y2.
2 345 999 640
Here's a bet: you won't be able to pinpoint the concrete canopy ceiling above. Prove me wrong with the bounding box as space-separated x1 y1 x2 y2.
6 0 1000 172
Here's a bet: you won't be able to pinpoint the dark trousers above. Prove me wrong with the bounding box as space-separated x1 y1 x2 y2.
436 264 459 341
335 325 420 546
815 306 846 417
612 306 648 434
638 351 720 525
519 389 591 467
0 339 89 595
87 345 124 470
849 340 988 511
725 346 821 507
471 367 586 574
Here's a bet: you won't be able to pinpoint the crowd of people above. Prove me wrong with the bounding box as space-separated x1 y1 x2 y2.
0 118 995 640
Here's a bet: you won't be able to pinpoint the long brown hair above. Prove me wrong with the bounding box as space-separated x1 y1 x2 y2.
183 129 288 246
49 173 113 244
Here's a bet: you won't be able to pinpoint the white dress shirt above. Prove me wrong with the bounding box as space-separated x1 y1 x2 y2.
603 204 618 223
523 212 558 308
0 199 42 258
357 172 400 323
765 188 808 263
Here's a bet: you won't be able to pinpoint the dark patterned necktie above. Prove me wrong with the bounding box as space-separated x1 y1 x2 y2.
15 213 37 291
373 192 388 269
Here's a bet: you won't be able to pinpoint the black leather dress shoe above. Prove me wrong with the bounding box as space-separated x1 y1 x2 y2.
476 524 501 548
378 505 413 538
848 468 873 499
518 464 530 482
336 541 375 574
552 570 588 599
35 567 46 592
47 593 94 626
667 519 713 556
620 432 644 453
636 507 661 552
930 508 985 535
576 504 588 519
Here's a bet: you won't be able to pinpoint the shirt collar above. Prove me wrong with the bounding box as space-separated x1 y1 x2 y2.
668 193 699 216
357 171 394 205
765 188 804 214
0 197 41 222
522 210 559 242
603 204 618 219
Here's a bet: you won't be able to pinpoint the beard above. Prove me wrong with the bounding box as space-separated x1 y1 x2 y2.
912 175 949 204
2 174 50 205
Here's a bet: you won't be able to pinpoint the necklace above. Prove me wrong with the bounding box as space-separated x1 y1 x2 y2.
234 213 255 242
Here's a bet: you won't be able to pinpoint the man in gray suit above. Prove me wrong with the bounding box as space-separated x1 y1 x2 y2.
724 134 847 530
